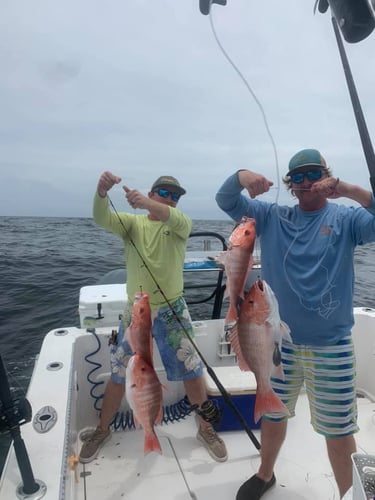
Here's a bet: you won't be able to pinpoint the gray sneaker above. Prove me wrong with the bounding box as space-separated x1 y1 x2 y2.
197 425 228 462
79 427 111 463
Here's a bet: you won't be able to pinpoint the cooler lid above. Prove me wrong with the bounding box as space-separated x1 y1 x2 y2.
79 284 127 306
204 366 257 395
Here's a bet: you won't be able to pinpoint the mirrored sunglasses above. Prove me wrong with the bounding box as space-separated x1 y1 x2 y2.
154 188 181 202
290 169 323 184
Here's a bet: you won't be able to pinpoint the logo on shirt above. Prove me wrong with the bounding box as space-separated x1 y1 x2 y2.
320 225 334 236
163 230 170 236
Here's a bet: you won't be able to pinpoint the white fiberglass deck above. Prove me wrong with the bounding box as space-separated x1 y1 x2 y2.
1 309 375 500
74 394 375 500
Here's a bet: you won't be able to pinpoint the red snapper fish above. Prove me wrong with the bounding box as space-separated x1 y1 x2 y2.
126 292 153 367
229 279 292 423
126 354 163 455
216 217 257 329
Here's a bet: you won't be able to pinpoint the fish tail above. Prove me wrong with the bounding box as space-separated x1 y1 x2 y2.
144 430 162 455
254 389 289 424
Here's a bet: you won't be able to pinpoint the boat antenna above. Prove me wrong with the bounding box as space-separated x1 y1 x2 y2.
0 355 47 498
107 196 260 451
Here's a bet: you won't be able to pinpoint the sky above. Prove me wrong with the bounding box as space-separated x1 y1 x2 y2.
1 0 375 219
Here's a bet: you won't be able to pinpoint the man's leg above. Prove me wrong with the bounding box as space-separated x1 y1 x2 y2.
326 434 356 498
152 297 227 461
304 338 358 499
236 419 286 500
183 376 207 410
80 314 130 464
257 419 287 481
79 380 125 463
98 379 125 430
184 376 228 462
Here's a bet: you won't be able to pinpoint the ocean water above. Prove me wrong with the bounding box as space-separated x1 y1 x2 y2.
0 216 374 475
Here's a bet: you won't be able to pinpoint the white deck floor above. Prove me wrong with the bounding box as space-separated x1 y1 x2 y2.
75 394 375 500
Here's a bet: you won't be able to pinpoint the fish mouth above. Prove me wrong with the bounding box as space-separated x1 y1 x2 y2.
257 279 264 291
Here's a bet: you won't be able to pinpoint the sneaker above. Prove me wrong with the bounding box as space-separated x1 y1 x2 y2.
79 427 111 463
236 473 276 500
197 425 228 462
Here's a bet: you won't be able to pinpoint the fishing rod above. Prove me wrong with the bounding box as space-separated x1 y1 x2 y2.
0 356 45 497
107 196 261 450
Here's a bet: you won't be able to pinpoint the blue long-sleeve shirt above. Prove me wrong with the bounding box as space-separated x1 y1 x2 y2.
216 172 375 346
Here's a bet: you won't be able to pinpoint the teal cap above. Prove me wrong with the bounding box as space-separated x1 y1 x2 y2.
287 149 326 175
151 175 186 195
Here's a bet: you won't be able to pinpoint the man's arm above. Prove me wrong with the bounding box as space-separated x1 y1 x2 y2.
123 186 170 222
311 177 372 208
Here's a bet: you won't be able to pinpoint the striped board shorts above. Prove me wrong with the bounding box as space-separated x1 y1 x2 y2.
263 336 359 438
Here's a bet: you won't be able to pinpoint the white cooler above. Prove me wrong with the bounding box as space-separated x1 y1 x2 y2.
79 283 128 328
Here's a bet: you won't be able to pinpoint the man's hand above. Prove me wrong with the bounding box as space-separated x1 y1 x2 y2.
123 186 150 209
311 177 372 207
97 172 121 198
238 170 273 198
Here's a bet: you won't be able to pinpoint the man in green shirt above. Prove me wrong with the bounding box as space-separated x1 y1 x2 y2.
79 171 227 463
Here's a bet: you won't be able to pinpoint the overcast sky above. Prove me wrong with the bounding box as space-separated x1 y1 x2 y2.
1 0 375 219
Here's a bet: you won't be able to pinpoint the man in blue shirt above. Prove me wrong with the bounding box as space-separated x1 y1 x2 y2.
216 149 375 499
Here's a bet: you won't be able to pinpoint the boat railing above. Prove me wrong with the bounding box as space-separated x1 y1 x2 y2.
183 231 227 320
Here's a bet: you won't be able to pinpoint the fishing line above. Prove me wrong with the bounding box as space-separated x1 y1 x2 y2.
208 1 280 203
107 195 261 450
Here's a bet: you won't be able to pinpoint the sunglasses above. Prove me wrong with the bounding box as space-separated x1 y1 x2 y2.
290 169 323 184
153 188 181 202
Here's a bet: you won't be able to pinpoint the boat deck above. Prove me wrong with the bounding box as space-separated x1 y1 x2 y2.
75 393 375 500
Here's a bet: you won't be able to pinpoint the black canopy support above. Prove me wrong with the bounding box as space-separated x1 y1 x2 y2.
331 15 375 196
199 0 227 16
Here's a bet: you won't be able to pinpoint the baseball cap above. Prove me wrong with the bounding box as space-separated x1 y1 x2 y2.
151 175 186 195
287 149 327 175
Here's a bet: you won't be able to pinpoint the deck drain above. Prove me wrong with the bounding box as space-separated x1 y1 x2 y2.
33 406 58 433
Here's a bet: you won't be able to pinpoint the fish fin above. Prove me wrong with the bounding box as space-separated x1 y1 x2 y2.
228 325 251 371
155 405 164 426
215 251 226 268
254 389 290 423
236 295 244 317
144 431 162 456
132 414 140 428
148 334 154 367
225 302 239 328
125 326 134 352
280 320 292 342
271 362 285 382
272 343 282 366
246 256 254 276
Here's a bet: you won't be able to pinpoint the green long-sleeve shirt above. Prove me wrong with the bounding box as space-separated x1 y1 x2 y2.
93 193 192 310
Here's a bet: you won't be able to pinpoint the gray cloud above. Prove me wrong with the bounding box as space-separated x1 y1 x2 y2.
0 0 374 219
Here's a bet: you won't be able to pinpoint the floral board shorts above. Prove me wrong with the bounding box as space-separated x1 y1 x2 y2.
110 296 203 384
263 336 359 438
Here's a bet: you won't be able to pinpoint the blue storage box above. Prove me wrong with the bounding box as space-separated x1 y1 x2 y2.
204 366 260 431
